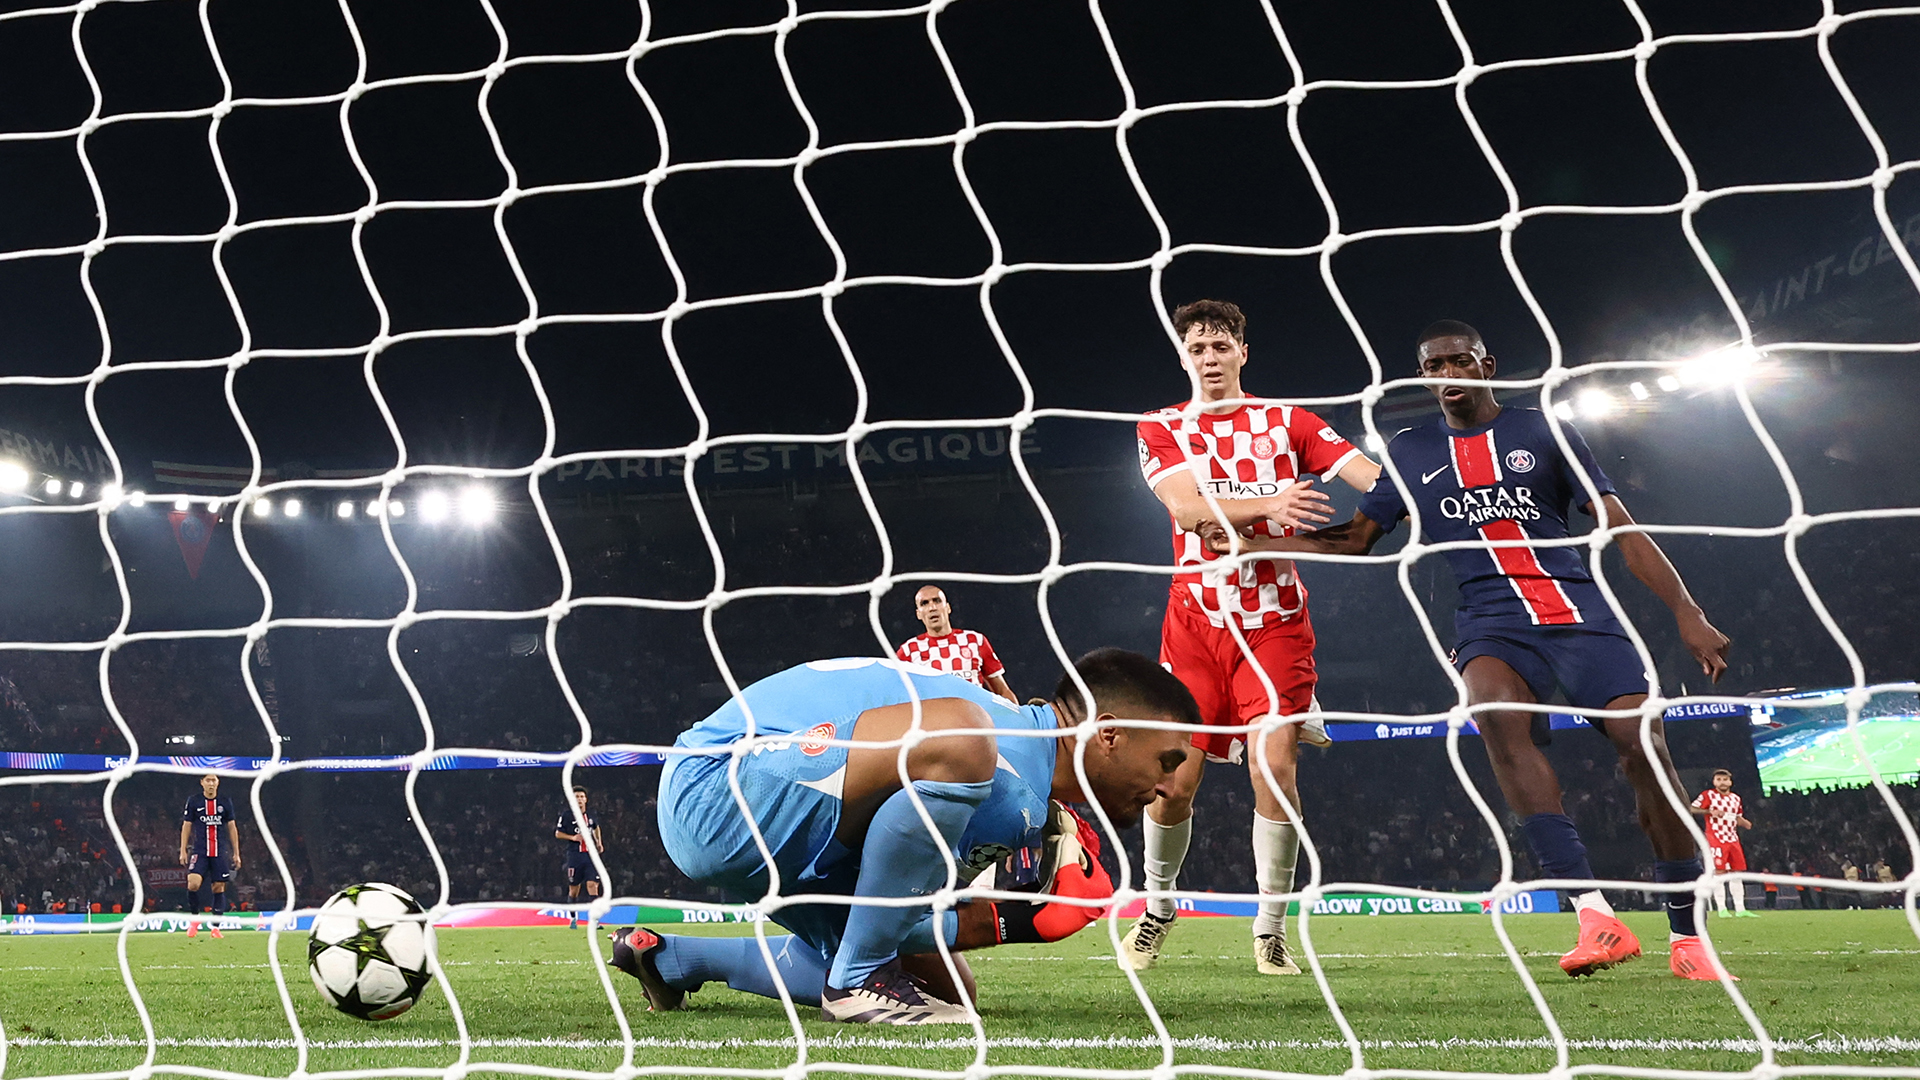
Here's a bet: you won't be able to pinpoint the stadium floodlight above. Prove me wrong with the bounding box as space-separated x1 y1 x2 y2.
1629 382 1650 400
420 490 451 523
173 496 191 512
128 491 146 507
336 500 355 519
252 497 273 518
67 480 84 498
1551 400 1576 420
1679 344 1757 386
457 485 495 525
1575 389 1616 420
0 461 27 493
284 498 303 518
388 500 405 517
1657 374 1682 392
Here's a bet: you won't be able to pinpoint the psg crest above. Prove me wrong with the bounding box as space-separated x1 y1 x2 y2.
1504 448 1537 473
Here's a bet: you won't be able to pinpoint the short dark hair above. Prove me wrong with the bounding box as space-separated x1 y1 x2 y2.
1172 299 1246 343
1055 648 1201 727
571 785 588 796
1418 319 1483 350
1712 769 1732 779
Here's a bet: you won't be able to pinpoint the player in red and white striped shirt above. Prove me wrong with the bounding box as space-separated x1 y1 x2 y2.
895 586 1017 704
1123 299 1381 977
1691 770 1755 918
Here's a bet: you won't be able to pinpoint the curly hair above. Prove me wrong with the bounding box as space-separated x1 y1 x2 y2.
1172 299 1246 343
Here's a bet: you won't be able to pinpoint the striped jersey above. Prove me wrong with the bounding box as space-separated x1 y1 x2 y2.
1138 400 1361 629
1357 407 1623 634
181 794 237 857
1691 789 1745 845
895 629 1005 689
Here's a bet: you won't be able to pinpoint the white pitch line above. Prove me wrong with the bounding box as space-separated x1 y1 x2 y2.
10 1035 1920 1054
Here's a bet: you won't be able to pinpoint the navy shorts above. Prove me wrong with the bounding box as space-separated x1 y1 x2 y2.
187 852 233 883
1452 625 1648 710
564 852 601 886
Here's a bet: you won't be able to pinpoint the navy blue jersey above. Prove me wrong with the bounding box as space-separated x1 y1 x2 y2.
181 794 237 857
1357 408 1622 635
556 811 598 852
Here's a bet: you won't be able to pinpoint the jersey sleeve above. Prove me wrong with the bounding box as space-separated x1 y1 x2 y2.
1136 416 1188 489
894 640 911 662
1552 418 1617 511
181 799 195 823
1288 408 1362 481
1356 437 1410 532
1690 791 1707 810
555 813 570 835
976 635 1005 680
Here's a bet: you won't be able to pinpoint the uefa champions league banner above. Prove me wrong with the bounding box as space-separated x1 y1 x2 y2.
0 702 1756 774
0 749 669 773
1328 700 1755 743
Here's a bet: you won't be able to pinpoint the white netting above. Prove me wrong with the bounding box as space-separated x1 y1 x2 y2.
1 0 1918 1078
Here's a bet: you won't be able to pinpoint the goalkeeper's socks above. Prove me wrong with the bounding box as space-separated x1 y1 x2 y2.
1142 814 1192 921
1521 813 1595 888
1654 857 1704 937
1251 813 1299 939
827 778 991 991
187 890 202 915
654 933 829 1005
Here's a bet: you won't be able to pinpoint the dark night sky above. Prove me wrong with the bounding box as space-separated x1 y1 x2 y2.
1 0 1918 473
0 0 1917 696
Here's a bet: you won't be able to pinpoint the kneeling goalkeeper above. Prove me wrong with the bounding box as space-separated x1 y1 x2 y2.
608 650 1194 1025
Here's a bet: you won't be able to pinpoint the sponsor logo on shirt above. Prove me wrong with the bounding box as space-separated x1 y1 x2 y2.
1438 485 1541 526
1200 478 1295 498
799 723 834 757
1505 448 1537 473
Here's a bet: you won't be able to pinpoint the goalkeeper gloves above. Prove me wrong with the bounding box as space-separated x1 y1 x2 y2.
989 802 1113 945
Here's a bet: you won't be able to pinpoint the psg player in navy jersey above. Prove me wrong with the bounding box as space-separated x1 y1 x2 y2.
178 773 241 939
556 785 603 929
1214 322 1732 982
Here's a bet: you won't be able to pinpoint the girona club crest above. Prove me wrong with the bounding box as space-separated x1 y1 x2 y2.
799 723 835 756
1250 434 1277 460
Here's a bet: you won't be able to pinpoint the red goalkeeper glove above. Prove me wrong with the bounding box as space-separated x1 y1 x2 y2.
991 804 1113 944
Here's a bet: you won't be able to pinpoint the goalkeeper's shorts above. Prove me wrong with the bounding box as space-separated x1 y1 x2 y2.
1158 595 1317 764
1450 624 1647 711
657 750 860 961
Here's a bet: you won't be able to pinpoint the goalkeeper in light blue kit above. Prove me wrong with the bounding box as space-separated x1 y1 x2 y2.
609 650 1195 1025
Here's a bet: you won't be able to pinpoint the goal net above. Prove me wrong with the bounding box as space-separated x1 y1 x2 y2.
2 0 1918 1077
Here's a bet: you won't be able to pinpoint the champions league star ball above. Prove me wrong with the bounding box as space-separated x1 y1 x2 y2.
307 882 436 1021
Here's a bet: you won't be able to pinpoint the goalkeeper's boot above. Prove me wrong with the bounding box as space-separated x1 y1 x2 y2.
1254 933 1301 975
606 927 688 1011
1119 911 1174 970
1670 936 1737 981
820 959 971 1025
1735 910 1760 918
1557 909 1640 977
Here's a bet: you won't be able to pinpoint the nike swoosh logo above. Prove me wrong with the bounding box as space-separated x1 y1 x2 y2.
1421 466 1450 485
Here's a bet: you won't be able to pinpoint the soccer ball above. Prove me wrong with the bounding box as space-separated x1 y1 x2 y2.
307 882 435 1021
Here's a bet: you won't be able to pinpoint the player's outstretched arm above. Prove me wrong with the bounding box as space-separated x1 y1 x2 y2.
1592 494 1730 682
1333 452 1383 494
1202 508 1385 558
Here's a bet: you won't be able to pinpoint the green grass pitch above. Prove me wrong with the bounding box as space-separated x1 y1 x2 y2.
4 911 1917 1077
1761 719 1920 792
